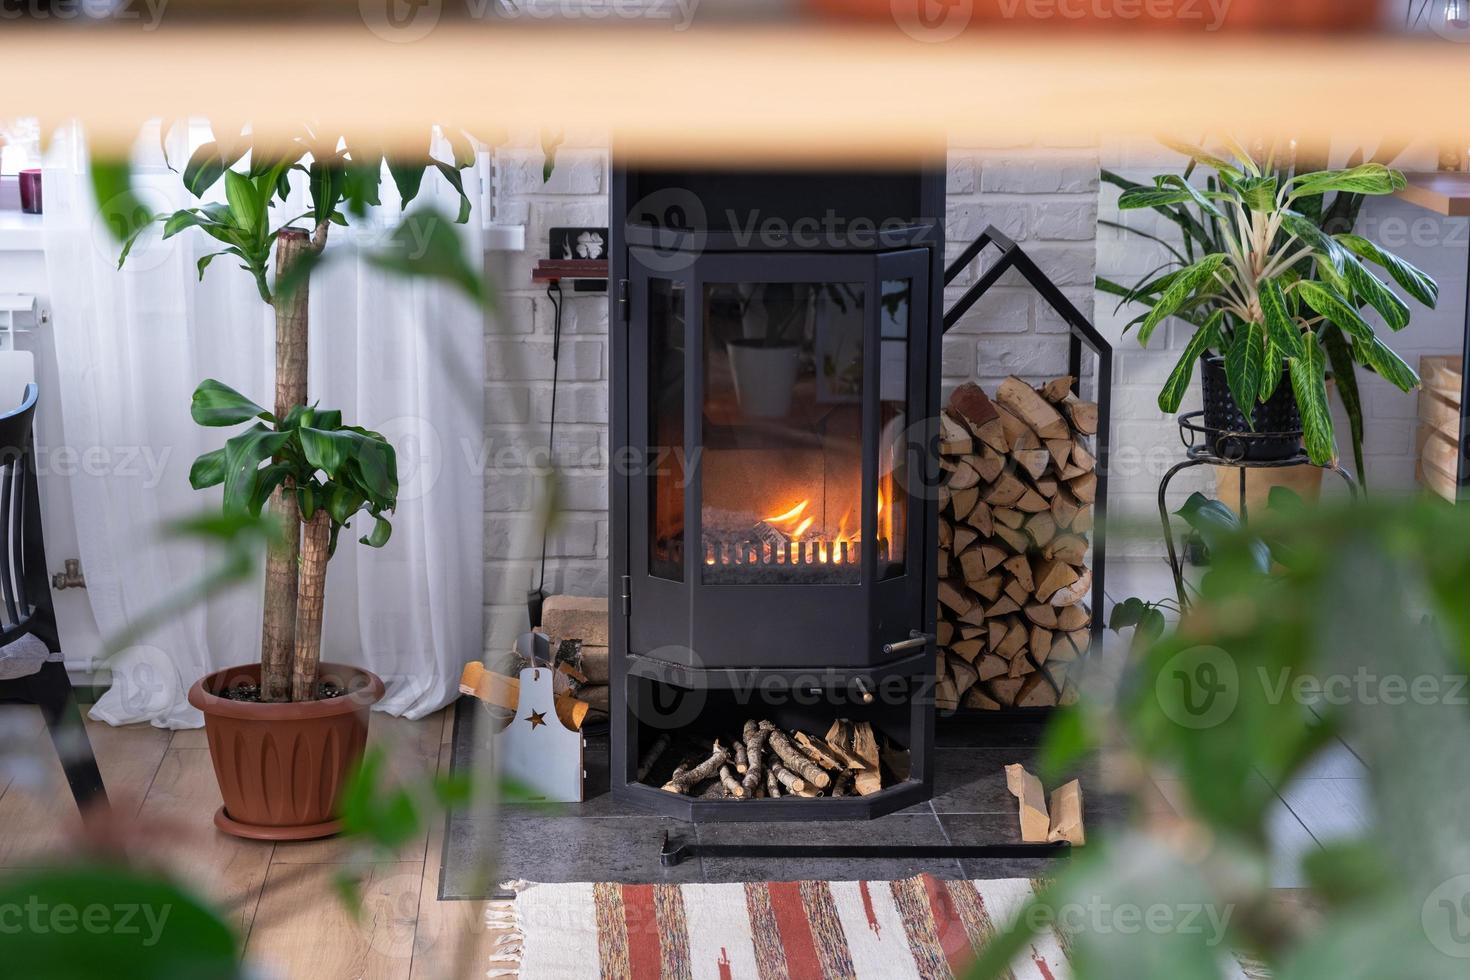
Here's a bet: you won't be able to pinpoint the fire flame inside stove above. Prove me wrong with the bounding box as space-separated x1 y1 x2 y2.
756 498 862 565
700 492 893 570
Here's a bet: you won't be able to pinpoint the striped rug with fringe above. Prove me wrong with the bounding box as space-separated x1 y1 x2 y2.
488 875 1272 979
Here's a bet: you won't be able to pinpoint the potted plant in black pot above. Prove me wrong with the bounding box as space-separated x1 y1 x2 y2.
1111 143 1436 468
117 131 478 839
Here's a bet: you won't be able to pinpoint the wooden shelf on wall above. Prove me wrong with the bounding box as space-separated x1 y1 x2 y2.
1396 172 1470 217
8 27 1470 162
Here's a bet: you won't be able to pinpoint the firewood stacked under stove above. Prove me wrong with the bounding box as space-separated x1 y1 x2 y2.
936 375 1098 711
641 719 899 800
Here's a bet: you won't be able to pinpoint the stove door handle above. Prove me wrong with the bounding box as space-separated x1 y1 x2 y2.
882 630 935 656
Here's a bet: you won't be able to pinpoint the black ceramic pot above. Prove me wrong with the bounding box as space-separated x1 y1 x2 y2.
1199 355 1301 462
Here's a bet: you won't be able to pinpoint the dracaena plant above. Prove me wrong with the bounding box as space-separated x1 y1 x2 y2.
1105 142 1438 467
188 380 397 701
117 125 482 701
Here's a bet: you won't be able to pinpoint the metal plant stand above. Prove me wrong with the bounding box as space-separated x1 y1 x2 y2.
1157 412 1358 606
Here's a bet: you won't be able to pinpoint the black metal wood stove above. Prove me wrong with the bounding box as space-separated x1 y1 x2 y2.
607 166 946 821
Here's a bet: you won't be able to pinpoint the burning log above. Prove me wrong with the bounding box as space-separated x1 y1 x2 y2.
935 375 1097 710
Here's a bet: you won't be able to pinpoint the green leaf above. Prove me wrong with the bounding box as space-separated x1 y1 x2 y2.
189 448 227 489
433 160 474 223
1291 163 1401 199
299 426 397 504
387 160 426 209
1038 706 1095 784
1261 339 1284 402
360 514 393 548
299 426 356 475
1360 335 1421 392
223 170 261 234
1109 596 1148 630
1279 211 1345 273
92 159 155 251
1340 249 1410 330
191 379 270 427
1158 138 1245 180
309 155 347 227
196 250 230 280
541 129 563 182
221 423 292 514
0 866 241 980
1117 185 1216 215
365 208 487 306
1158 310 1222 414
1259 278 1304 357
327 485 364 525
182 140 246 198
1225 319 1266 427
1230 174 1278 212
1290 341 1336 466
1138 253 1226 346
1321 324 1365 484
1335 233 1439 308
1177 491 1269 573
1297 280 1376 343
342 154 385 218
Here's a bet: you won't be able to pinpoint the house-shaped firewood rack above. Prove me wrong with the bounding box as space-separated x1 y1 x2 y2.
941 226 1112 713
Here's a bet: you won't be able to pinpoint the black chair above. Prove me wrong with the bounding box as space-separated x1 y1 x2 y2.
0 384 107 813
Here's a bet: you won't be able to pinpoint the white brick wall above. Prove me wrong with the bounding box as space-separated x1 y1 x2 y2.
942 144 1100 410
483 133 611 656
484 140 1102 653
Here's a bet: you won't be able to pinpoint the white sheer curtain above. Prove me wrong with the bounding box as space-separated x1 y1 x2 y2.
42 123 484 727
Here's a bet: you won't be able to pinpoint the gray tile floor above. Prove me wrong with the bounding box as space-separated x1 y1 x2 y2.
1108 557 1375 888
440 557 1374 898
442 706 1132 898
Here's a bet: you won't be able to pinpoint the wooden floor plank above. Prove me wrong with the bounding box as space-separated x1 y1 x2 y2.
134 747 275 940
0 716 171 867
408 723 510 980
246 860 424 980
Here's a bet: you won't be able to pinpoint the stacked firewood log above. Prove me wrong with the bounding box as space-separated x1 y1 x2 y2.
645 719 897 800
936 375 1097 711
541 596 610 724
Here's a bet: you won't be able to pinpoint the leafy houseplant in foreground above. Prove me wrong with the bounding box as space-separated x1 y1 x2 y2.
1104 144 1437 467
967 497 1470 979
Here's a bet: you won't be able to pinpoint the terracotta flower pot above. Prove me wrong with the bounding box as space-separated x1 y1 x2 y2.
187 662 385 841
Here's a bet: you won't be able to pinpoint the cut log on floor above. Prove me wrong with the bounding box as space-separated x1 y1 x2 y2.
1048 779 1085 845
1005 763 1051 842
